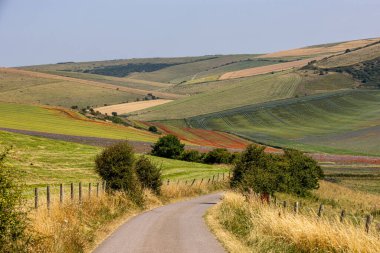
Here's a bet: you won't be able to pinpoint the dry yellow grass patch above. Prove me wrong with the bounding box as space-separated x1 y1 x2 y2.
260 38 380 58
95 99 173 115
208 192 380 253
219 57 322 80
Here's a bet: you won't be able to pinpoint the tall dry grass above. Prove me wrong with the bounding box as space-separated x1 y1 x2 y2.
27 181 227 253
207 192 380 253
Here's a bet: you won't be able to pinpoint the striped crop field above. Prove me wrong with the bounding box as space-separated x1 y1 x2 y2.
0 102 157 142
133 72 301 121
188 90 380 156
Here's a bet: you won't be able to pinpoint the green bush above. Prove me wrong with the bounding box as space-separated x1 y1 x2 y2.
203 148 232 164
180 150 202 162
95 142 143 204
151 135 184 159
135 156 162 194
0 147 29 252
148 126 158 133
230 145 323 197
279 149 324 196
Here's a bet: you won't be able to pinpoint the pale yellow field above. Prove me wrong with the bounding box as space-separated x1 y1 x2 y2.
219 57 322 80
260 38 379 58
95 99 173 115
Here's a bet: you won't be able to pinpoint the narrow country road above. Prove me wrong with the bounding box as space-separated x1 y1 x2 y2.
93 193 226 253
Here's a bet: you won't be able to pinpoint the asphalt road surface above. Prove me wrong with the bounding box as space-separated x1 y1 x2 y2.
93 193 226 253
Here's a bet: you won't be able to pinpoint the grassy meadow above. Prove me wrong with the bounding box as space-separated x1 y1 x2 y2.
189 90 380 156
133 72 300 120
1 130 228 187
0 69 144 107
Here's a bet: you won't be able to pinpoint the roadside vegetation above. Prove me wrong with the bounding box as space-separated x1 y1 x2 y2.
206 145 380 253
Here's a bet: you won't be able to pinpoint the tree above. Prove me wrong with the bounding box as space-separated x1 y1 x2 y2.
0 147 29 252
203 148 232 164
135 156 162 194
111 112 118 116
279 149 324 196
151 135 184 159
230 145 324 198
148 126 158 133
95 142 143 204
181 150 201 162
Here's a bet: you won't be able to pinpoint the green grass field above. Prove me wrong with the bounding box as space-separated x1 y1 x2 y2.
0 71 143 107
0 102 157 142
133 72 301 120
1 131 228 187
188 90 380 156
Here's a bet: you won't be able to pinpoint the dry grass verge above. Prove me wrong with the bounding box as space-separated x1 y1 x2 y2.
207 192 380 253
27 182 227 253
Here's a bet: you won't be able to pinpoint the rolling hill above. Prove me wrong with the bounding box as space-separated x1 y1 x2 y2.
1 36 379 157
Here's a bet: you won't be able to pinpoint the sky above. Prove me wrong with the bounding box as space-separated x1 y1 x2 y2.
0 0 379 67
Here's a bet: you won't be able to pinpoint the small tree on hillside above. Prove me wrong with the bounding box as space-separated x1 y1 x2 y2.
151 135 184 159
148 126 158 133
279 149 324 196
202 148 232 164
181 150 201 162
95 142 143 204
135 156 162 194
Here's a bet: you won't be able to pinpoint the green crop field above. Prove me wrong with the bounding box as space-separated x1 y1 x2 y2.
188 90 380 156
0 102 157 142
0 131 228 187
133 72 301 121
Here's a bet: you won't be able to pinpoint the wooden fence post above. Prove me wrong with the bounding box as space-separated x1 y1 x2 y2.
47 185 51 210
190 179 196 186
283 200 287 208
96 182 99 197
200 178 204 185
79 182 82 203
34 188 39 209
365 215 373 233
340 210 346 223
212 175 215 183
167 179 170 186
71 183 74 201
318 204 324 217
294 202 299 214
207 178 211 184
89 183 92 199
59 184 64 204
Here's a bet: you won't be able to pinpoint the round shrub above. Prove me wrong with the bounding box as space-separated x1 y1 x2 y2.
148 126 158 133
203 148 232 164
135 156 162 194
95 141 143 204
180 150 201 162
151 134 184 159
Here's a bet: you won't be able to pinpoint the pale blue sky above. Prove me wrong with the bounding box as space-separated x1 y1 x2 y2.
0 0 379 67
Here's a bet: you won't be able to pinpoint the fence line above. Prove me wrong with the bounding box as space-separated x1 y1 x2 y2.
29 172 232 210
245 192 380 234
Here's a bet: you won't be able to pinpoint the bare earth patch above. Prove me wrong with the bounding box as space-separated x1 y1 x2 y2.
95 99 173 115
